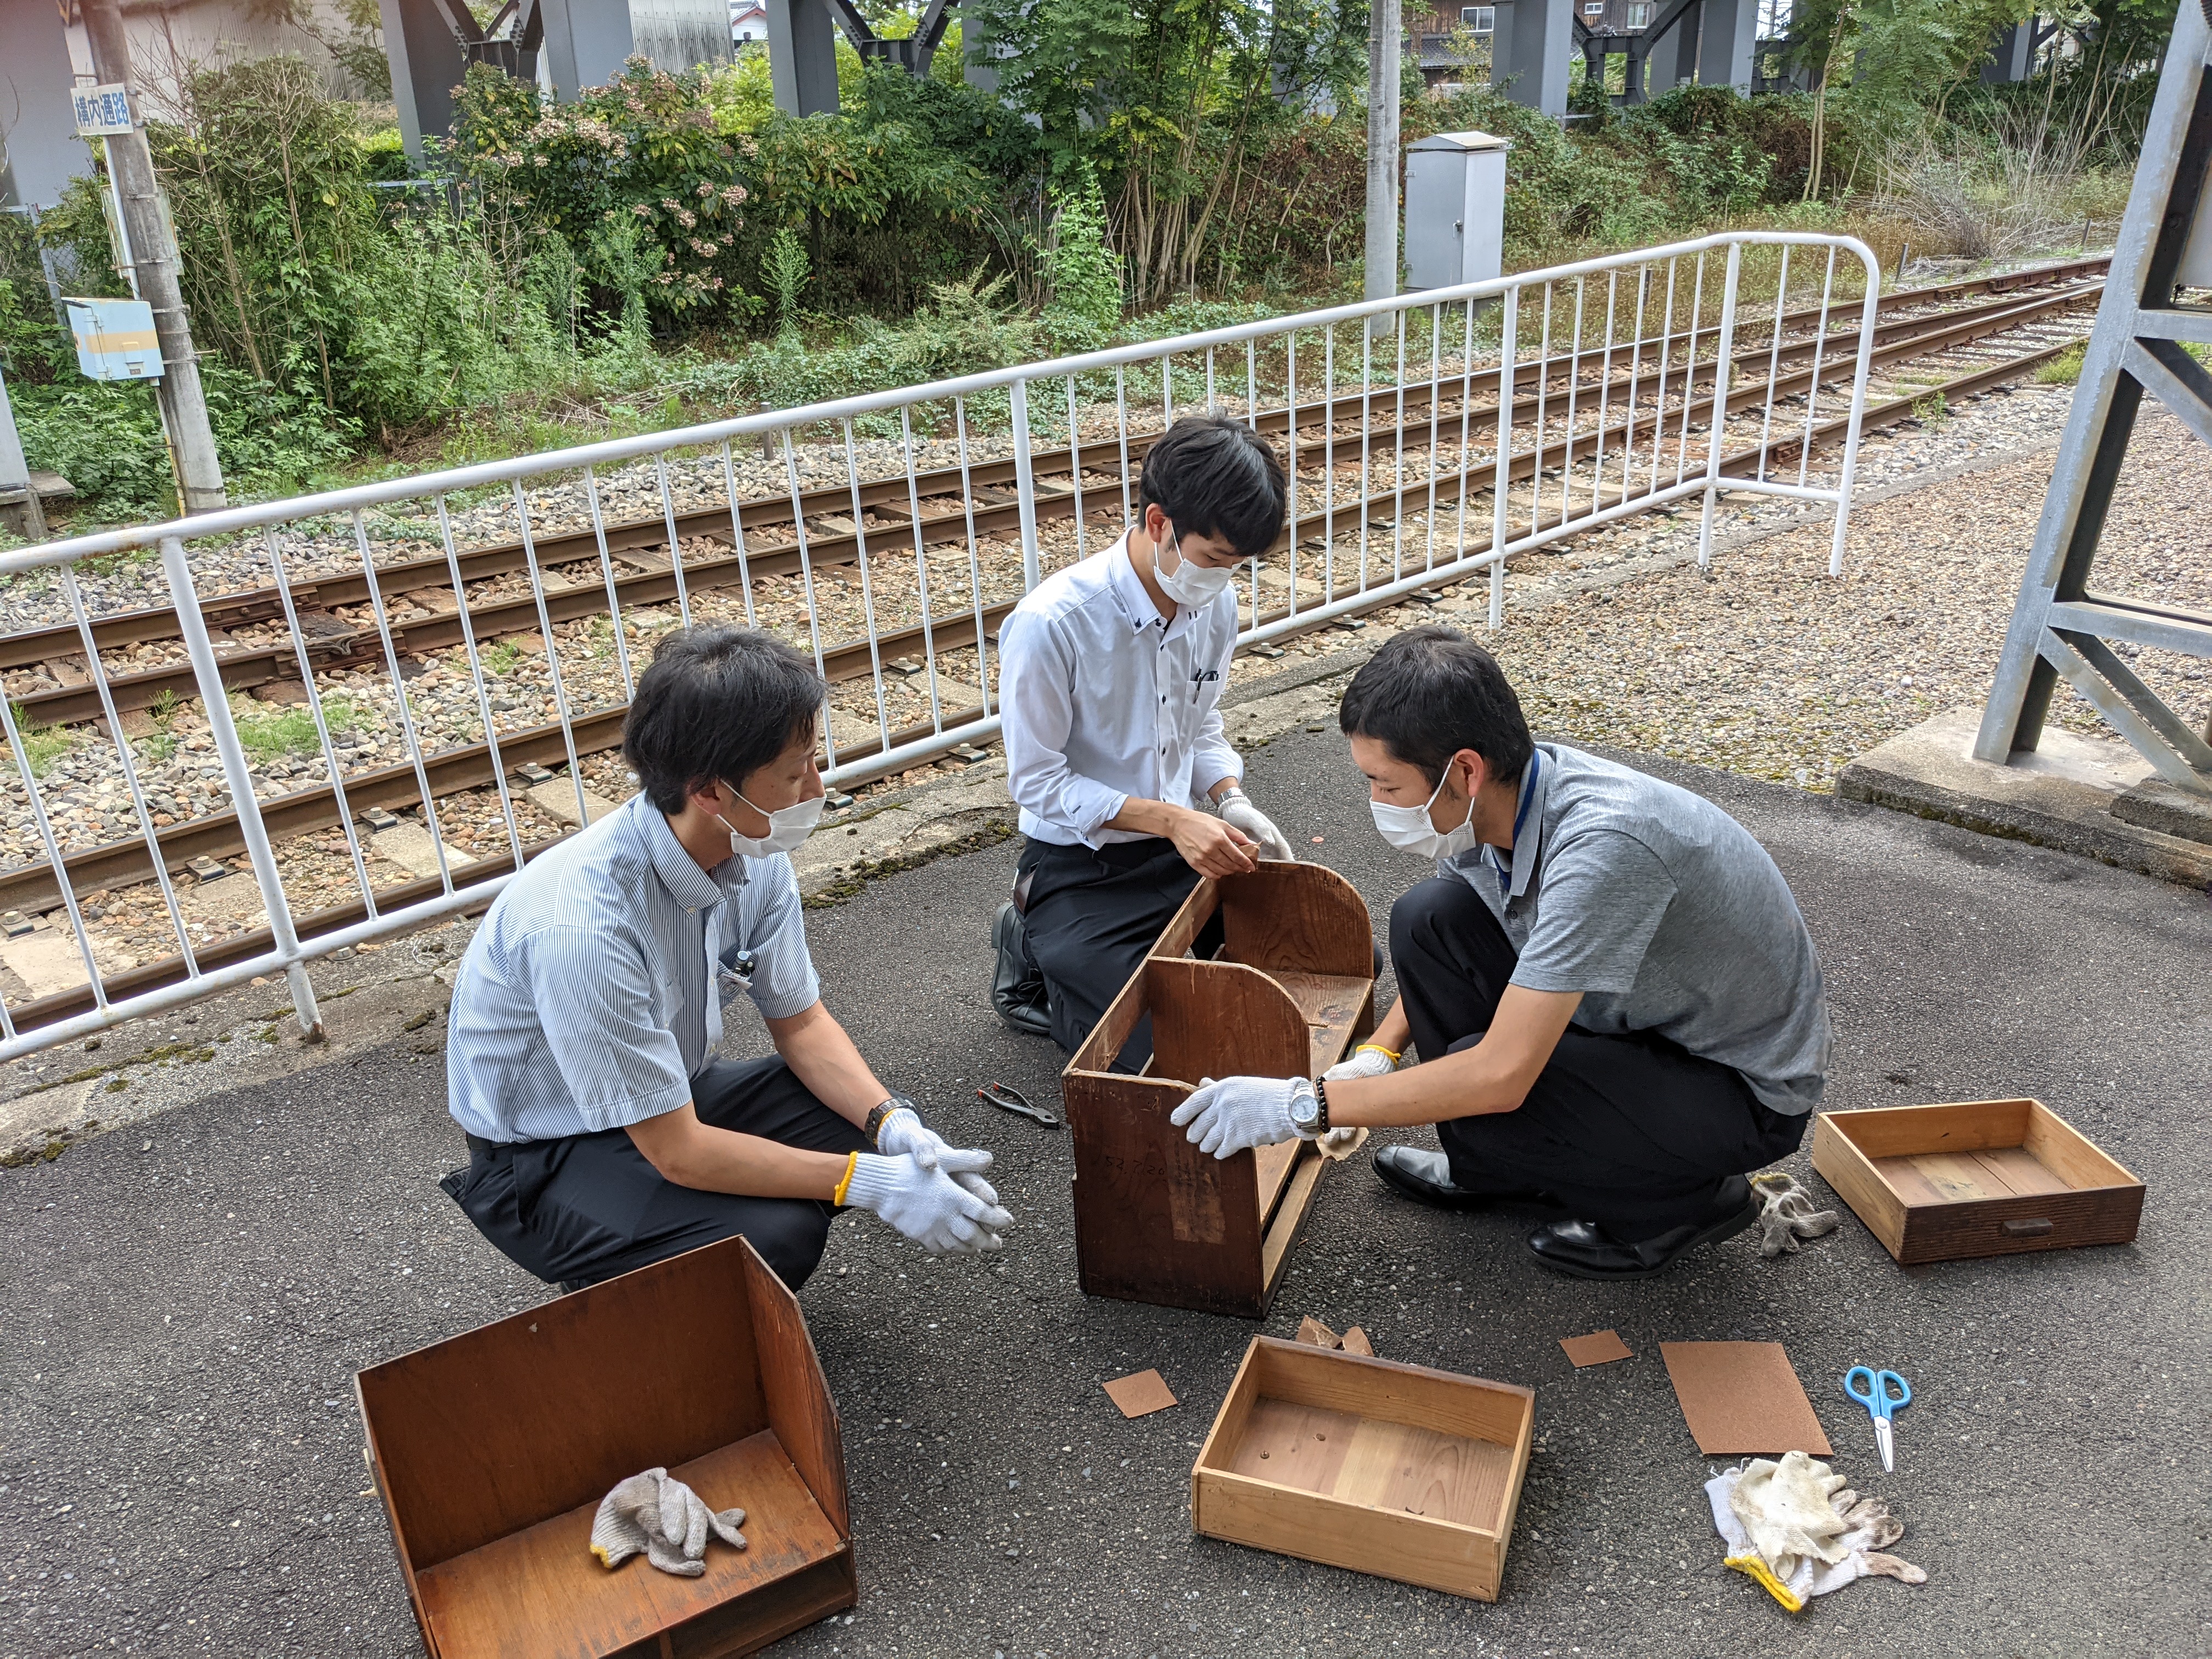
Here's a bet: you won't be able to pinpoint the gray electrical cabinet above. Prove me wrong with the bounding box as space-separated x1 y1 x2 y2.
1404 131 1511 292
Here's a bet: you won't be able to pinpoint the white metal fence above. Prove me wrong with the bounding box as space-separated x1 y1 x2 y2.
0 232 1878 1061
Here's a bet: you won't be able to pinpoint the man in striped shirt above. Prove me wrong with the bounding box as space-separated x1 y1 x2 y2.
441 626 1011 1293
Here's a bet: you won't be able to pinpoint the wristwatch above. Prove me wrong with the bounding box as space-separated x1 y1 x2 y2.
865 1092 917 1144
1286 1077 1328 1140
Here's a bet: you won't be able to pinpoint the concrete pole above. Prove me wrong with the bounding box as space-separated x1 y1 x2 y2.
0 366 49 543
1365 0 1402 336
79 0 226 515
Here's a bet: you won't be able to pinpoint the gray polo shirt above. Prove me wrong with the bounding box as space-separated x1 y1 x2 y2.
1446 742 1830 1113
445 791 822 1144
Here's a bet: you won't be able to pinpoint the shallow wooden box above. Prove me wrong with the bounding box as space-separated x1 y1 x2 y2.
1063 862 1376 1318
356 1235 856 1659
1192 1336 1535 1601
1812 1098 2144 1266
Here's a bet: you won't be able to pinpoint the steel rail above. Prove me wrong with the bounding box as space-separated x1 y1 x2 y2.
0 261 2108 685
0 327 2091 1035
0 304 2087 916
5 281 2103 727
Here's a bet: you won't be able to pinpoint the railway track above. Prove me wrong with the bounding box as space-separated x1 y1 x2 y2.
4 267 2105 730
0 261 2103 1034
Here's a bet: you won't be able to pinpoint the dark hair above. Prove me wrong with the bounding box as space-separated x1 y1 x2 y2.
1138 414 1288 560
1338 625 1532 788
623 625 825 812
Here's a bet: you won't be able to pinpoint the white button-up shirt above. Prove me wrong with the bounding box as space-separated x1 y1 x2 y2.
998 533 1243 847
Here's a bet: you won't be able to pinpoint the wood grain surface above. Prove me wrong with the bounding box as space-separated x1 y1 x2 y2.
413 1431 844 1659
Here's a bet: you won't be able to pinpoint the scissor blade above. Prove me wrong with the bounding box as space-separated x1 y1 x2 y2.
1874 1415 1895 1473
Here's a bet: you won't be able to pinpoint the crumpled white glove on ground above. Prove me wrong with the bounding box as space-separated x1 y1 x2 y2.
1706 1449 1926 1611
590 1468 747 1577
1749 1171 1841 1258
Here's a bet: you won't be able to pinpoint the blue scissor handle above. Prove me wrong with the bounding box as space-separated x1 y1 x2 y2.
1843 1365 1911 1419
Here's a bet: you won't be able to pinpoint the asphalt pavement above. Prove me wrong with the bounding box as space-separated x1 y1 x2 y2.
4 724 2208 1659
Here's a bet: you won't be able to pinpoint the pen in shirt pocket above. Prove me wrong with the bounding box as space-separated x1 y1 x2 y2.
1190 665 1220 705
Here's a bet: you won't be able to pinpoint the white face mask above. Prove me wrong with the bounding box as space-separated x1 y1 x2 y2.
718 779 825 859
1153 524 1237 607
1370 763 1479 861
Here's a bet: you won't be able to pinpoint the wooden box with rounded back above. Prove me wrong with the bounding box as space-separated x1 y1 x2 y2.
354 1234 856 1659
1062 862 1376 1318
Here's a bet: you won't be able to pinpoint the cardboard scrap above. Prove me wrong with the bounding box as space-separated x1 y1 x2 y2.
1659 1341 1832 1457
1103 1369 1178 1419
1293 1316 1376 1357
1560 1329 1633 1368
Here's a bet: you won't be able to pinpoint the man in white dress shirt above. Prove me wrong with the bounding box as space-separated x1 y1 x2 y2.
990 415 1298 1066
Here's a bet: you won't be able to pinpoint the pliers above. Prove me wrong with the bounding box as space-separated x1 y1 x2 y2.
977 1081 1059 1128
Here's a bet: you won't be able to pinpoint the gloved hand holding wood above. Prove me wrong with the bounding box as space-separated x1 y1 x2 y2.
872 1105 1001 1205
1215 788 1296 862
1171 1075 1301 1158
590 1468 747 1578
841 1152 1013 1253
1749 1171 1840 1258
1706 1450 1926 1613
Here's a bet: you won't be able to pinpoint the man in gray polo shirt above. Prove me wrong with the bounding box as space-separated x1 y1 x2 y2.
1169 625 1829 1279
441 626 1012 1295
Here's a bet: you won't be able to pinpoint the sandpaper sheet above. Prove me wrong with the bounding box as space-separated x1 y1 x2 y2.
1339 1326 1374 1357
1660 1341 1832 1456
1560 1329 1633 1368
1103 1369 1178 1419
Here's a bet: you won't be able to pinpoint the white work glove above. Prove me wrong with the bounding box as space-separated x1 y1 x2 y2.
1215 787 1296 862
873 1105 1001 1206
1750 1170 1841 1259
1707 1451 1926 1612
1171 1075 1304 1159
1323 1043 1402 1082
842 1152 1012 1254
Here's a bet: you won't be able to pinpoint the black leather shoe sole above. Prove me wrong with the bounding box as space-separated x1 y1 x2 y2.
995 1000 1053 1038
1372 1147 1558 1212
1527 1197 1759 1280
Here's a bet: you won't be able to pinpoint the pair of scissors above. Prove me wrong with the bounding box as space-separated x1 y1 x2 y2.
1842 1365 1912 1472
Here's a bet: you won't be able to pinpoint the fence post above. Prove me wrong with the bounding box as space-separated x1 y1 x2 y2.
1009 376 1043 590
1697 240 1745 570
1489 285 1517 630
1830 255 1882 577
160 535 324 1041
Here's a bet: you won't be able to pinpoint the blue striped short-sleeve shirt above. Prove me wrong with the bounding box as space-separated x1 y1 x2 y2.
445 791 821 1144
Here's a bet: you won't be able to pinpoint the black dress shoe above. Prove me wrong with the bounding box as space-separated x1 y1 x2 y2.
991 902 1053 1038
1372 1146 1559 1212
1526 1176 1758 1279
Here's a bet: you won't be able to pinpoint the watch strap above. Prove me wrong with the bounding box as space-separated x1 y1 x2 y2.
865 1096 913 1144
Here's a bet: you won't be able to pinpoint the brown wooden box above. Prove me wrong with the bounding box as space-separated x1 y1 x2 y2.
1812 1098 2145 1266
356 1236 857 1659
1063 862 1376 1318
1192 1336 1535 1601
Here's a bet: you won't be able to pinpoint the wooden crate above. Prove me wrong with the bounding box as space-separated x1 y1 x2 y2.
356 1235 856 1659
1192 1336 1535 1601
1812 1098 2144 1266
1063 862 1376 1318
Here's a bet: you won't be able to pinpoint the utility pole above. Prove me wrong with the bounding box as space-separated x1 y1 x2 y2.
78 0 227 515
1365 0 1402 336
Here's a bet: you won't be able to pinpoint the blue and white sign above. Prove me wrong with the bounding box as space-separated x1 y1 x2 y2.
70 83 135 138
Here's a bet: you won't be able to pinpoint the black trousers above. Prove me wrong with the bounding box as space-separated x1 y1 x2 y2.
1391 876 1807 1239
440 1056 870 1293
1015 834 1222 1070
